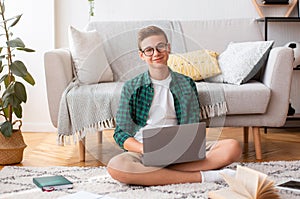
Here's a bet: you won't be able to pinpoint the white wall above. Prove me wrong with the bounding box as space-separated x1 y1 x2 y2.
5 0 56 132
55 0 300 48
55 0 260 48
5 0 300 132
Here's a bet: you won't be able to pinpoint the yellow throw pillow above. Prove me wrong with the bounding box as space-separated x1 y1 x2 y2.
168 50 221 81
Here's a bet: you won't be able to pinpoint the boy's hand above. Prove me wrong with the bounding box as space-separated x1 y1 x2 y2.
124 137 144 154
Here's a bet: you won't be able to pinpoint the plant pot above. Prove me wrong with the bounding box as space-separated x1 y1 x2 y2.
0 130 27 165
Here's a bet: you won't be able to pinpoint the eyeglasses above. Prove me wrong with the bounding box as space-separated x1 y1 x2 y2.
140 43 169 57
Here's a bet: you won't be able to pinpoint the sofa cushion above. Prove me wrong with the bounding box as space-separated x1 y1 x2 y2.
68 26 113 84
167 50 221 81
196 80 271 115
207 40 274 85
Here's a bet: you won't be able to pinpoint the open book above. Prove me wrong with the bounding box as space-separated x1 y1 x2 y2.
208 165 280 199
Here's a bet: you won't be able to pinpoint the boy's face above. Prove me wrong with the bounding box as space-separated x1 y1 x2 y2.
139 35 170 69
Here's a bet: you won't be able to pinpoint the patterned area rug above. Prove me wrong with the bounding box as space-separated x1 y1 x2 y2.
0 161 299 199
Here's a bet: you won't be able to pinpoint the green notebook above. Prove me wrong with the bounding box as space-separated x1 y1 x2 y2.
33 175 73 191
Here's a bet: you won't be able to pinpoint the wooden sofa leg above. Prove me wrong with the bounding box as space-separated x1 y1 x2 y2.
79 137 86 162
98 130 103 144
243 127 249 143
252 127 262 160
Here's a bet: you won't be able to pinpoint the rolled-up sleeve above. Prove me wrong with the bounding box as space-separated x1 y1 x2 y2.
113 82 135 149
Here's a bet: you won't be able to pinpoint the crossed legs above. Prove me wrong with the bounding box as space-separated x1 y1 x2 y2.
107 139 242 186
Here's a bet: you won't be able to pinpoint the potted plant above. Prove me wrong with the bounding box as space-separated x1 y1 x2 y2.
0 0 35 165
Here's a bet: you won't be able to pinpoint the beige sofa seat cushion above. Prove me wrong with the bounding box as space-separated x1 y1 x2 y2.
196 80 271 115
224 80 271 115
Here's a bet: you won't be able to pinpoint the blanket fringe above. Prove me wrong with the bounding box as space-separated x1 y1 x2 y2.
57 118 116 145
200 102 228 119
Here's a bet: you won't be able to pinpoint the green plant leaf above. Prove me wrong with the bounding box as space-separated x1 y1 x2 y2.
7 38 25 48
3 83 15 96
0 61 3 73
2 107 9 118
4 75 14 88
11 95 22 107
2 83 15 108
9 14 22 28
23 72 35 85
14 82 27 103
1 81 26 115
13 104 22 118
10 60 28 77
0 74 8 83
3 95 21 109
0 121 13 137
10 61 35 85
16 47 35 52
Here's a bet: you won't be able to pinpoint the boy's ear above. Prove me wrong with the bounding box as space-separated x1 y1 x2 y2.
139 51 145 61
167 43 171 53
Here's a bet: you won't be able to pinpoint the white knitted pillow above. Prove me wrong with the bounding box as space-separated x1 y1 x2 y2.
68 26 113 84
208 40 274 85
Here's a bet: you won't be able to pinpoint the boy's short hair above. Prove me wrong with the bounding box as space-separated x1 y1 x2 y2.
137 26 168 50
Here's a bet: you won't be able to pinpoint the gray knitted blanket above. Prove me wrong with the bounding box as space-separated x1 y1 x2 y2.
57 81 122 144
196 82 228 119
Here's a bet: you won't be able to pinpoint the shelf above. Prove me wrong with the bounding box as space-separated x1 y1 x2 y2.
255 17 300 40
258 4 290 7
293 67 300 70
287 113 300 120
256 17 300 22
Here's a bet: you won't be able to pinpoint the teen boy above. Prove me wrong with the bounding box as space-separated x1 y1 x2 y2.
107 26 242 186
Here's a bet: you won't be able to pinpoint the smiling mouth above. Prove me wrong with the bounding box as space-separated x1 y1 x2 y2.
153 57 163 62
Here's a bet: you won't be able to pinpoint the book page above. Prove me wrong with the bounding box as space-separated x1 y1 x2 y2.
258 188 280 199
221 173 252 198
259 180 274 194
253 168 269 194
235 165 262 197
258 181 280 199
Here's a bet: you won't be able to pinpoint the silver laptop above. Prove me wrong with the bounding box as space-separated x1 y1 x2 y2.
141 122 206 167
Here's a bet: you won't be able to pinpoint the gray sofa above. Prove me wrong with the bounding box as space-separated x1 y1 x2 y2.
44 18 294 161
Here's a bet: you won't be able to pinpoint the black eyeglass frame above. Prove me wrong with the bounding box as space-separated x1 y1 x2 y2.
140 43 169 57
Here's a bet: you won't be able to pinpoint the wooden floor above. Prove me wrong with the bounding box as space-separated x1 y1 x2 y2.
1 127 300 169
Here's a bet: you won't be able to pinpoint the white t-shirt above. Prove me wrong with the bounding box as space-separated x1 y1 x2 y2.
134 74 177 142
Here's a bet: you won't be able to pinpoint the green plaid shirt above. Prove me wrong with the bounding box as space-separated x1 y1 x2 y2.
113 69 201 150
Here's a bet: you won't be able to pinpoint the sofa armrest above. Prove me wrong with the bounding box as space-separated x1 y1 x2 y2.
44 49 73 128
262 46 294 126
